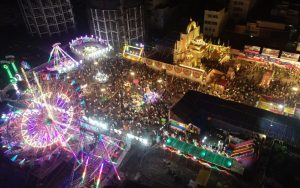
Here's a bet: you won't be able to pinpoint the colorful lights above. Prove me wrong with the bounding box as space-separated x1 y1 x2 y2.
144 91 160 104
47 43 81 73
163 146 231 176
20 91 75 148
100 138 121 181
69 35 112 61
94 72 109 83
82 116 108 131
11 154 18 162
81 157 90 184
96 163 104 188
164 137 236 172
3 64 17 83
200 150 206 158
122 44 144 62
11 62 18 73
225 160 232 168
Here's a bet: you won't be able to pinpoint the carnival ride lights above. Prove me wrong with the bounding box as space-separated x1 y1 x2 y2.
75 134 125 186
47 43 81 73
69 35 112 61
82 116 108 130
1 71 82 166
2 62 19 83
94 72 109 83
122 43 144 62
21 92 74 148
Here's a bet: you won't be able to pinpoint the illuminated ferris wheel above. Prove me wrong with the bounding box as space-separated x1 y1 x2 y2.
0 72 83 165
20 86 76 148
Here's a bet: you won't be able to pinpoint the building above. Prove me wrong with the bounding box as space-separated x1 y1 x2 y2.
88 0 145 50
203 6 227 37
17 0 76 37
228 0 255 22
170 90 300 146
234 20 287 38
270 1 300 26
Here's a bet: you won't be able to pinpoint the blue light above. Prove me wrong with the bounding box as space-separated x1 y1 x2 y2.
11 155 18 162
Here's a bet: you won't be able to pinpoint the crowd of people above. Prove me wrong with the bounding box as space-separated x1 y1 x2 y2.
66 54 300 150
69 56 200 142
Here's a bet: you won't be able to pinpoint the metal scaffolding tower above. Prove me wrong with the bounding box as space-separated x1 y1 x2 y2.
88 0 144 50
17 0 76 37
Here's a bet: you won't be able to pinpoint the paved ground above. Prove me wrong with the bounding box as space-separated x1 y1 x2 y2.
119 143 255 188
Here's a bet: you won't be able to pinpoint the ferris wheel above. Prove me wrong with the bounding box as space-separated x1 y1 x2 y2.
0 72 83 166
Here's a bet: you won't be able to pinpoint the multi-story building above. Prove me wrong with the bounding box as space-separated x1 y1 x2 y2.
17 0 76 37
233 20 287 38
88 0 144 50
203 7 227 37
228 0 255 22
271 1 300 26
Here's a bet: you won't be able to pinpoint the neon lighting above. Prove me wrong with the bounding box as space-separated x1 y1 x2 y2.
3 64 16 83
100 138 121 180
81 157 90 184
96 163 104 188
11 62 18 73
33 72 53 120
21 90 74 148
70 35 112 61
47 43 80 73
19 158 25 165
11 155 18 162
165 137 234 170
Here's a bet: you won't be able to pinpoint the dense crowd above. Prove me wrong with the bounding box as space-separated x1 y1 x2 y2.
66 55 300 149
69 57 200 141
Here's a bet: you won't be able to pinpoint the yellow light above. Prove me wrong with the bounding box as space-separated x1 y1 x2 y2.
33 72 53 119
292 87 298 91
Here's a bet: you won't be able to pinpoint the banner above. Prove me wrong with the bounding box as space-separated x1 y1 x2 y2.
280 51 300 62
244 45 261 54
262 48 280 58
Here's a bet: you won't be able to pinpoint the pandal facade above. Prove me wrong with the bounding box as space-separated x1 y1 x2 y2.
173 19 231 70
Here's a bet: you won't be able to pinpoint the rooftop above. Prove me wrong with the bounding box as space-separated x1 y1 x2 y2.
170 90 300 145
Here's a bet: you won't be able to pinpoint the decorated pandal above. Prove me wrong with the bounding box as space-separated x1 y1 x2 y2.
69 35 112 61
173 19 231 70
